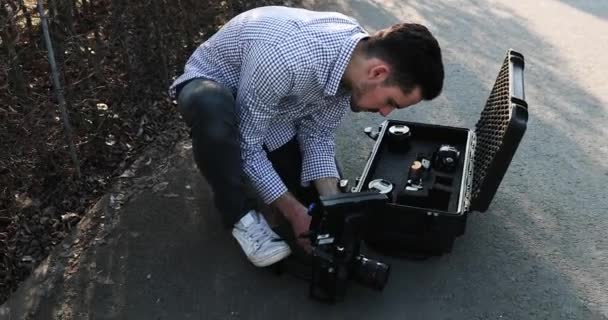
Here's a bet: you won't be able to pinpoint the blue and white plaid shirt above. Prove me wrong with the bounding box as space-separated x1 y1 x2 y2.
170 6 369 204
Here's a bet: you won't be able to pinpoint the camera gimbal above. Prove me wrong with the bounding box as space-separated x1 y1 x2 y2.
306 191 390 302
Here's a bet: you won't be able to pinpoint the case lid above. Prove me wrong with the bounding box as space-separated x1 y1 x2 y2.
470 50 529 212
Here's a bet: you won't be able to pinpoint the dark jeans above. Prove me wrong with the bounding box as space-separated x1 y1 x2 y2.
176 78 317 228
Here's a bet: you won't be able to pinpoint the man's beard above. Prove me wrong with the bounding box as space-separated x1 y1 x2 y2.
350 96 360 112
349 81 375 113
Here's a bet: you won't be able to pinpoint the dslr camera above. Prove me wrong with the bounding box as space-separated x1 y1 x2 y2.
306 191 391 302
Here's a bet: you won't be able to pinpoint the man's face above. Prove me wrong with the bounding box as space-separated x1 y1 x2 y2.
349 80 423 117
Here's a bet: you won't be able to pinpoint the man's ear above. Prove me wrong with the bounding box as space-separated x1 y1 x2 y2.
368 61 390 82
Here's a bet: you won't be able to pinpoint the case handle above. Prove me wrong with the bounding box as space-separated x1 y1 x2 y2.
510 52 526 103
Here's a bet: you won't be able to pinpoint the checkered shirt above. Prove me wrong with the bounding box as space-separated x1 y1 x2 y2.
169 6 369 204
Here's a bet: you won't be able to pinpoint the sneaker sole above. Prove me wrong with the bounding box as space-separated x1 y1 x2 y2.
248 246 292 267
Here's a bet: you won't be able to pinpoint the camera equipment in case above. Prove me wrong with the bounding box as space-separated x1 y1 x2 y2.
355 49 529 257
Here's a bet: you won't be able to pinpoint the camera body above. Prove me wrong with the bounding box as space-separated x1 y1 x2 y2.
307 192 390 302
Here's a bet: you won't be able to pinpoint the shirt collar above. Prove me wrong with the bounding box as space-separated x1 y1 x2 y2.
324 32 369 96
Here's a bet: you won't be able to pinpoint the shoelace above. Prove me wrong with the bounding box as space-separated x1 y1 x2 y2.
248 225 277 249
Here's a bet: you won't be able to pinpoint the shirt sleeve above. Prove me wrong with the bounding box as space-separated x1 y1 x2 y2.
296 97 349 185
237 42 294 204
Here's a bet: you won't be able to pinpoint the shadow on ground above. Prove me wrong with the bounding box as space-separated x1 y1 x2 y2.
557 0 608 20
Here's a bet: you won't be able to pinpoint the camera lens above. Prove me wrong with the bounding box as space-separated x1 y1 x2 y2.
434 145 460 172
368 178 393 194
353 255 390 291
388 124 411 137
387 125 412 152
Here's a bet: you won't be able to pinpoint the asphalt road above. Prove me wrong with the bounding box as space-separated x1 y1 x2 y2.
2 0 607 319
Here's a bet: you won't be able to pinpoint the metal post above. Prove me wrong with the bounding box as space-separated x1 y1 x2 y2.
37 0 81 178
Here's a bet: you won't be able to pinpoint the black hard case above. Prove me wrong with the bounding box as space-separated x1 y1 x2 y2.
355 50 529 257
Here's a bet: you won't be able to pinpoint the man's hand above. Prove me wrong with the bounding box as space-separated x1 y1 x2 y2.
286 207 312 253
272 192 312 253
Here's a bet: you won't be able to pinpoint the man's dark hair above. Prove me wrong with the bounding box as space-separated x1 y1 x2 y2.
364 23 444 100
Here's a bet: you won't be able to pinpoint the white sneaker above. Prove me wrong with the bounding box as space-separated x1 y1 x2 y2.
232 210 291 267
